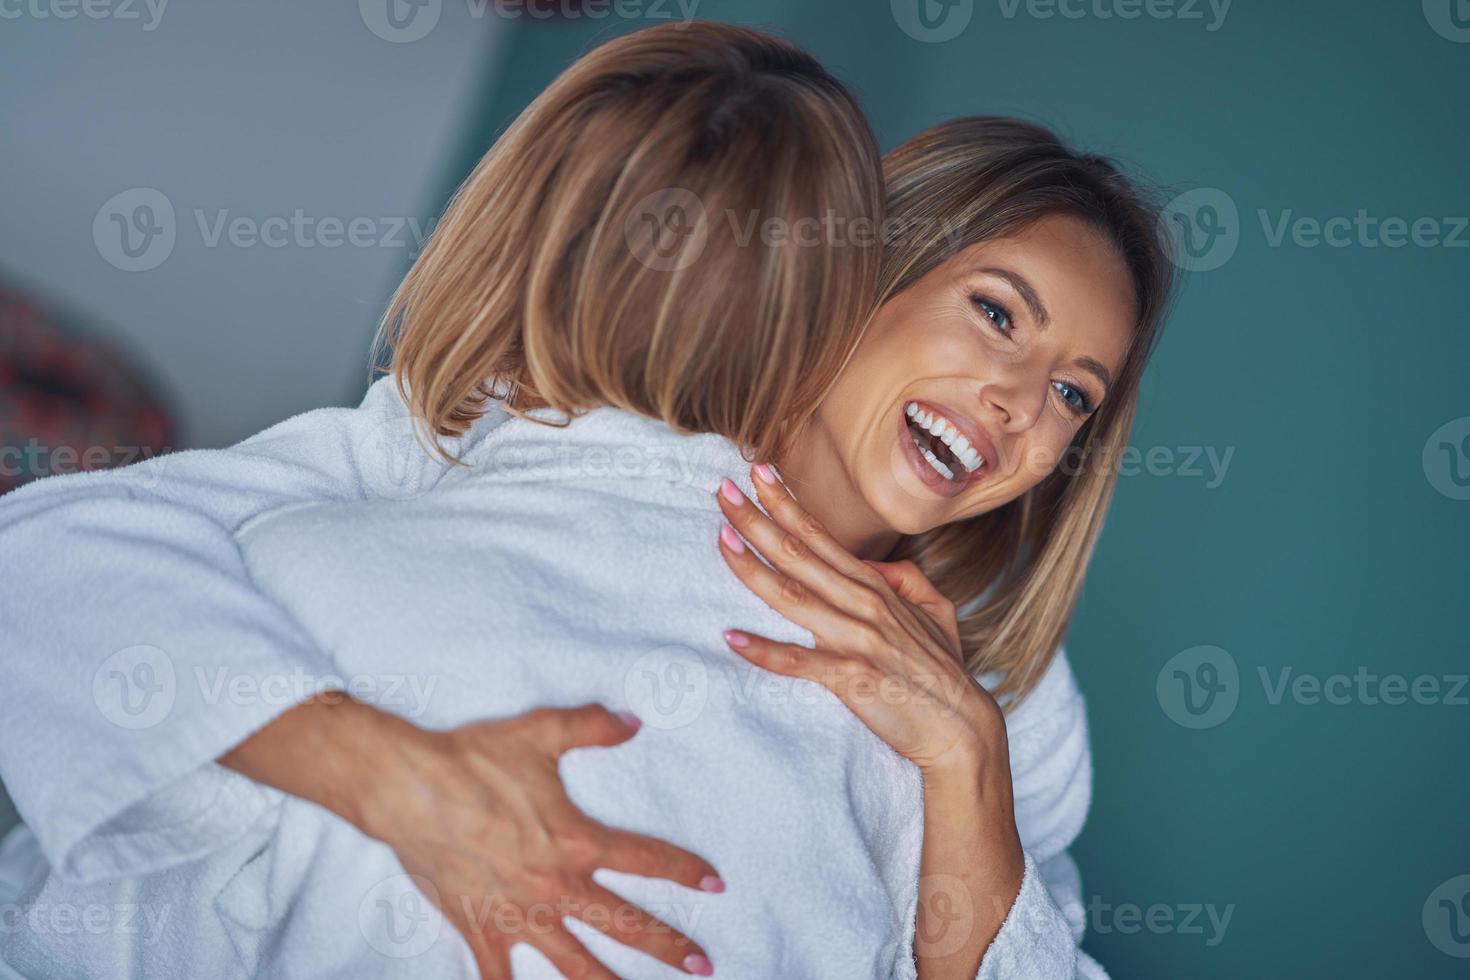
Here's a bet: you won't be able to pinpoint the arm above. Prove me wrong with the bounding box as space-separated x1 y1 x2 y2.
220 693 724 980
0 377 469 881
915 653 1105 980
713 466 1104 978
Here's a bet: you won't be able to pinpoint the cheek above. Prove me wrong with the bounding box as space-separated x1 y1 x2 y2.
1011 421 1081 490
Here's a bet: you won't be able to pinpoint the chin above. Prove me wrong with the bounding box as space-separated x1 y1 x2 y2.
868 481 953 538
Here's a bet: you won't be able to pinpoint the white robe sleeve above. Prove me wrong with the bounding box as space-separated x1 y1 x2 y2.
972 649 1107 979
0 378 479 884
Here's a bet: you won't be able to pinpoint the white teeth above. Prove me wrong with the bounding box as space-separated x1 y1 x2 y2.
919 445 954 480
904 401 986 474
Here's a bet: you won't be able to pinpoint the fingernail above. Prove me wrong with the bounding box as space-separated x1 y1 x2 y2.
718 525 745 554
699 875 726 893
723 630 749 648
616 711 642 731
753 463 777 484
718 477 744 506
683 953 714 976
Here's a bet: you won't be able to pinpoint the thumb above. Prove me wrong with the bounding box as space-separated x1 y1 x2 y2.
536 703 641 755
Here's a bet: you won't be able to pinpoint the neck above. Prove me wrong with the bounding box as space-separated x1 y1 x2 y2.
775 422 902 562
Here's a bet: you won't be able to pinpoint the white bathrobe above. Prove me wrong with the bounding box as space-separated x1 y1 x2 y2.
0 378 1103 978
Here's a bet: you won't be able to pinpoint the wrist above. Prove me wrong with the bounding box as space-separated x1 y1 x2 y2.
327 697 436 843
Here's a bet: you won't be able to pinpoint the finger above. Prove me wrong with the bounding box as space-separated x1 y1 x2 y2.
575 883 714 975
723 629 860 692
599 829 724 895
530 925 620 980
532 704 642 755
716 476 880 620
865 560 961 651
716 520 854 639
748 463 874 578
462 929 513 980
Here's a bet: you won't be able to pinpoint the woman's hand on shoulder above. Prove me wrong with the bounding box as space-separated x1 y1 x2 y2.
714 465 1007 781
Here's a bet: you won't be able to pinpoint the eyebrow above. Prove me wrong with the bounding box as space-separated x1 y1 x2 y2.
979 266 1051 329
1074 355 1113 394
978 265 1112 393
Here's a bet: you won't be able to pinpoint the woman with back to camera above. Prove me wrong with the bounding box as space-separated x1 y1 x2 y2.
0 25 1173 980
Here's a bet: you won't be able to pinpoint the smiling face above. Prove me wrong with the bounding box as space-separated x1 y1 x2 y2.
799 214 1137 541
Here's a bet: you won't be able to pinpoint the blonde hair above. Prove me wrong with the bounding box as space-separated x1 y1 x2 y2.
377 22 882 463
880 117 1178 706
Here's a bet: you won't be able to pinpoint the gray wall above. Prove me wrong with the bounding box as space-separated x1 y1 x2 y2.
0 2 505 448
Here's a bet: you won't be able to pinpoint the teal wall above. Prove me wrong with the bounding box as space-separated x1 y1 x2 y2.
445 3 1470 975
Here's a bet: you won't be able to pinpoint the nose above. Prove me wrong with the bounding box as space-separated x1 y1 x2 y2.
979 375 1046 433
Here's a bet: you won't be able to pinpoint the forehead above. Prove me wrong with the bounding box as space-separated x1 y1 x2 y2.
952 214 1136 365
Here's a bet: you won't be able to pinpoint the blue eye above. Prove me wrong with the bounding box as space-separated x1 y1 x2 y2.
971 294 1012 334
1053 380 1095 415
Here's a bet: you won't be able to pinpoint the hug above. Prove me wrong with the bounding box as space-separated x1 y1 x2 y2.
0 21 1172 980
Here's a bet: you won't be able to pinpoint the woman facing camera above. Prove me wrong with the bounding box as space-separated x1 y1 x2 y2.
0 26 1172 980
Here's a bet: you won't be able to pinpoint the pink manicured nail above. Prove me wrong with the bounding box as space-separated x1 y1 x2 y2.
723 630 749 648
753 463 777 484
683 953 714 976
718 525 746 554
698 875 726 894
615 711 642 731
718 477 744 506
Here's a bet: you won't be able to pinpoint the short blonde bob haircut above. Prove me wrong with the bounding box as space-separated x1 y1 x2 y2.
379 22 882 463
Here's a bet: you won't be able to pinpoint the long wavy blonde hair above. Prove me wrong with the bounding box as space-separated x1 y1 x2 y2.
878 117 1178 706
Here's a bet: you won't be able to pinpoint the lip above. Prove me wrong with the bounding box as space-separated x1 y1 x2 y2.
895 398 999 498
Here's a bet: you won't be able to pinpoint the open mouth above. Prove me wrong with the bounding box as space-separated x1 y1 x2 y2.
899 400 988 493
